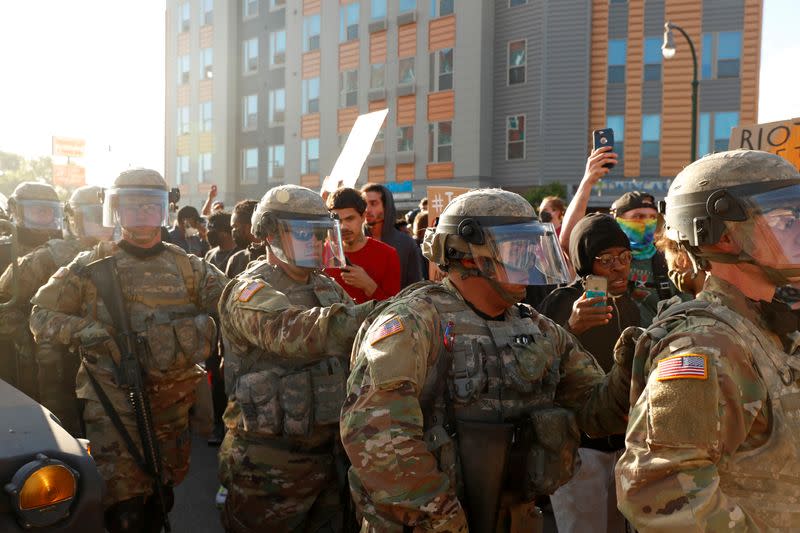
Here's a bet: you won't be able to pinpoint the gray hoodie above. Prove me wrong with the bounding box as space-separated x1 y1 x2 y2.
366 185 423 288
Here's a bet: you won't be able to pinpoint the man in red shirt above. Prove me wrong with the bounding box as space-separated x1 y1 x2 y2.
325 187 401 303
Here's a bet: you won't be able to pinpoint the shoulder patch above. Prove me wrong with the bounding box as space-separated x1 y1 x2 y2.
238 280 266 302
52 266 70 279
656 353 707 381
370 316 405 346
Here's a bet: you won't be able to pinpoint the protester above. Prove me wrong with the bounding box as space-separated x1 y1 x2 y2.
404 197 428 228
412 209 428 244
201 184 223 217
539 213 642 533
325 187 401 303
204 212 238 272
168 205 209 257
225 199 262 278
360 183 423 288
539 196 566 236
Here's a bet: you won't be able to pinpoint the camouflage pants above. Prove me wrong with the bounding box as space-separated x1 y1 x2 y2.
36 342 82 436
218 433 341 533
82 399 193 506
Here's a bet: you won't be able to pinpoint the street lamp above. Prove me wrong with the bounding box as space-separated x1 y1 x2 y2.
662 21 698 162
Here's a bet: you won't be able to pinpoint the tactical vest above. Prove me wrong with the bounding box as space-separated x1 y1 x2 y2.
78 242 213 386
226 262 348 446
45 238 85 269
407 283 579 530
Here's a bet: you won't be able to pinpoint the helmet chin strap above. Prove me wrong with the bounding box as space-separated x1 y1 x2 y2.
691 247 800 287
449 262 525 305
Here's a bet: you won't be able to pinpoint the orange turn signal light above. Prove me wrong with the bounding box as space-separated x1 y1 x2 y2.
18 464 76 510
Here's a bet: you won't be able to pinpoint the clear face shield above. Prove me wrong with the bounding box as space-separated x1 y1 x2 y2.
73 204 114 241
742 184 800 290
467 221 571 286
17 200 64 231
271 216 347 269
103 188 169 229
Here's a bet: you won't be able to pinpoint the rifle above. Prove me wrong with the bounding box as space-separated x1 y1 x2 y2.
85 256 171 532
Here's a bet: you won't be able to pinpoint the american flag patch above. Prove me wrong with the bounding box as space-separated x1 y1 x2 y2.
656 354 708 381
238 280 266 302
370 316 405 345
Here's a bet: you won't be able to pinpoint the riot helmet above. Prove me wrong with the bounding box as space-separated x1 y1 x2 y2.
663 149 800 289
103 169 171 229
8 182 63 233
252 185 346 269
65 185 112 241
422 188 570 286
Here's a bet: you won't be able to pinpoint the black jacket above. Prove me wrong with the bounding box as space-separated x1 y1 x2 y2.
365 185 423 288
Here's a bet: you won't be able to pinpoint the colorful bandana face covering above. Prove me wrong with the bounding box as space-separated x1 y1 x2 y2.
616 217 658 260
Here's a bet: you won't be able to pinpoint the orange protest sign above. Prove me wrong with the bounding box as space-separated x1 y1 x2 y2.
427 186 471 221
52 164 86 187
729 117 800 170
52 136 86 159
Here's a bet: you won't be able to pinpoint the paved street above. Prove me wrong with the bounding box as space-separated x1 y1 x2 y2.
173 436 224 533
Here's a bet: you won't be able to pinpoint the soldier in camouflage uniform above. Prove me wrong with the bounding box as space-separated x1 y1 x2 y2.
0 186 111 426
341 189 638 533
616 150 800 530
0 181 67 394
217 185 375 533
29 169 227 532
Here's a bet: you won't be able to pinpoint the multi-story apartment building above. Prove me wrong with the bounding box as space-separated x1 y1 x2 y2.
165 0 761 209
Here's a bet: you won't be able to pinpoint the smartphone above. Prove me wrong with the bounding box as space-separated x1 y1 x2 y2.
584 275 608 307
593 128 615 169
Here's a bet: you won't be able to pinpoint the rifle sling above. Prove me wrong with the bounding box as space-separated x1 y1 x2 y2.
84 365 153 479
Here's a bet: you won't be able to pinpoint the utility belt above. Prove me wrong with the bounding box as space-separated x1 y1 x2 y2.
234 356 346 440
427 407 580 533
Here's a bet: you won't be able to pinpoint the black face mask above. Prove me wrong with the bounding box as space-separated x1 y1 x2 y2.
539 211 553 223
207 230 220 248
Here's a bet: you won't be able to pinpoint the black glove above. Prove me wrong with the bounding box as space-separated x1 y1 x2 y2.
613 326 645 378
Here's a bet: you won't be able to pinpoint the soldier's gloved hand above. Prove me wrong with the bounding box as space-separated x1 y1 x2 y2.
613 326 645 378
74 322 113 347
354 300 376 324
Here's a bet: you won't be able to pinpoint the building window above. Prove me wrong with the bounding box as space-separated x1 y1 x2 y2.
430 0 454 18
243 94 258 131
508 40 526 85
270 31 286 67
200 101 213 132
340 69 359 107
702 32 742 79
269 88 286 125
608 39 626 83
201 47 213 79
428 121 452 163
178 54 190 84
399 57 415 85
199 152 212 183
371 0 386 19
641 114 661 158
177 155 190 185
399 0 416 12
398 126 414 152
177 106 190 135
270 0 286 10
243 0 258 19
643 37 661 81
268 145 285 180
372 128 385 153
507 115 525 159
607 115 624 160
370 63 385 90
202 0 213 25
340 3 359 43
303 78 320 113
699 111 739 156
509 0 527 6
179 1 190 32
429 48 453 91
242 148 259 184
243 38 258 74
301 138 320 175
303 15 321 52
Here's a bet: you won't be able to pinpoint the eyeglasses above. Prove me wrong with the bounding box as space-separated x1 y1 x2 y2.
594 250 633 268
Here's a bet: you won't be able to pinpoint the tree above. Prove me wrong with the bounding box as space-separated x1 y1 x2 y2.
522 182 567 210
0 151 55 198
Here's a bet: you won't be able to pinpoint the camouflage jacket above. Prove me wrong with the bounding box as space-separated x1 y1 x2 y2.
219 259 374 448
341 279 631 531
0 238 86 336
29 241 227 421
616 275 800 530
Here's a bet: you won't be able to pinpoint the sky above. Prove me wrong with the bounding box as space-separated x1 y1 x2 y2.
0 0 797 187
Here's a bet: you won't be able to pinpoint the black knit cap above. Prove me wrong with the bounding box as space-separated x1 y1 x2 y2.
569 213 631 277
610 191 656 216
